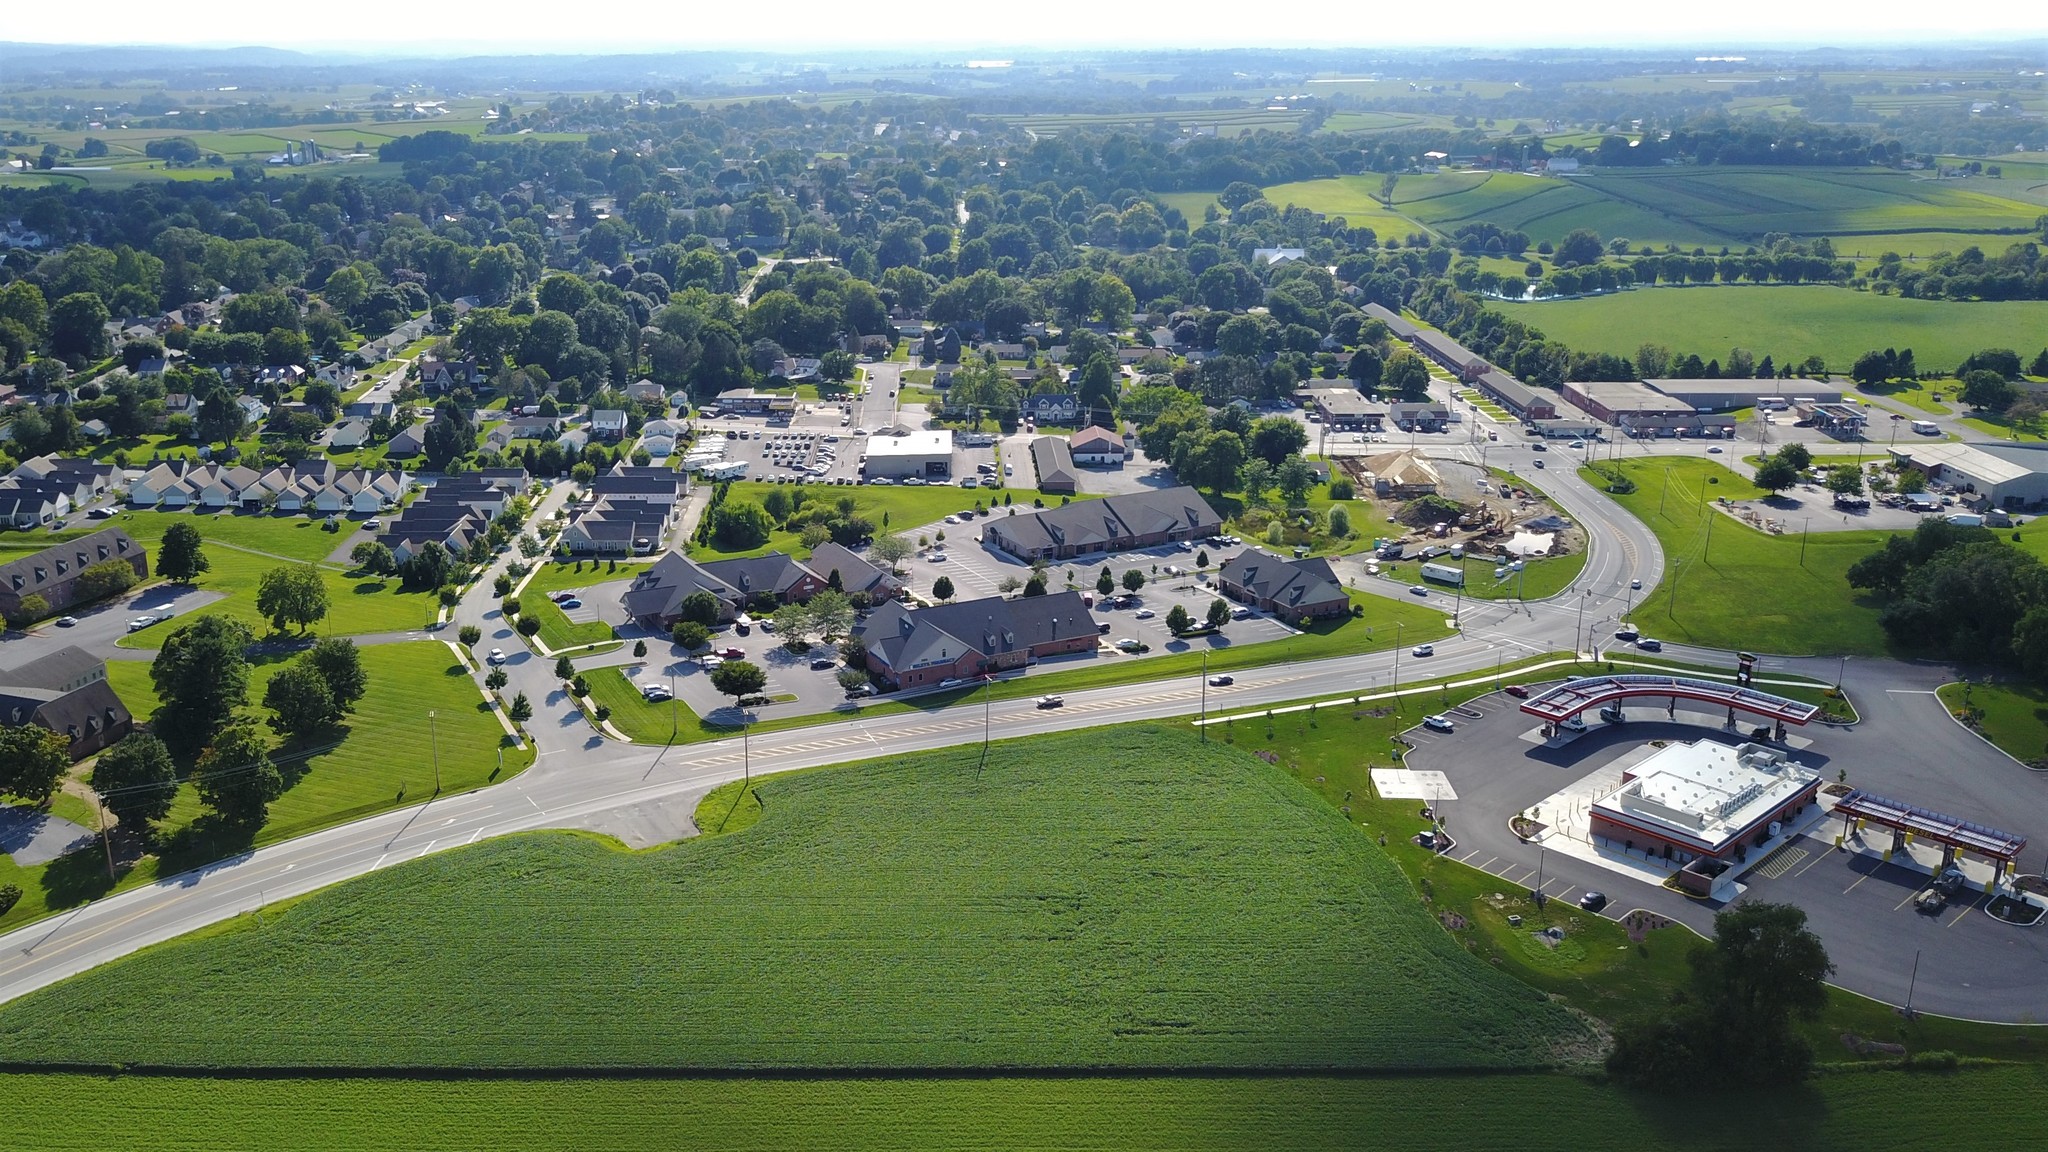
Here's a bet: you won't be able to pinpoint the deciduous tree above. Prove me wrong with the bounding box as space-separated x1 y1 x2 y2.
92 733 178 832
156 522 209 583
256 564 329 634
194 721 282 826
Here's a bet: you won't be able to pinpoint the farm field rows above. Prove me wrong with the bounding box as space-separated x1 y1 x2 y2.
0 728 1590 1069
1497 287 2048 372
1573 167 2044 238
1 1067 2043 1152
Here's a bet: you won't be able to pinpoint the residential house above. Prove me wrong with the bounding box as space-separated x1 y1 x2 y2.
385 422 429 459
0 529 148 619
591 410 628 441
417 356 482 395
0 480 70 528
625 379 666 406
329 419 372 450
254 365 305 389
1252 247 1306 266
1217 549 1350 620
1068 426 1127 466
853 591 1099 689
0 646 132 758
1023 394 1080 425
982 487 1222 561
1029 437 1078 495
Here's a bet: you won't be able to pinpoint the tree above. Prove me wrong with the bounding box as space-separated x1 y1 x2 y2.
264 662 338 740
459 624 483 647
836 667 870 692
6 593 48 629
808 590 854 638
256 564 329 634
1608 902 1832 1090
868 533 915 570
157 522 209 583
48 291 111 359
1022 573 1048 597
710 660 767 709
92 733 178 833
1752 457 1800 493
305 638 367 712
1122 569 1146 593
1247 416 1309 467
349 540 395 576
194 721 282 826
709 499 774 550
633 639 648 658
76 558 139 603
1382 349 1431 399
1165 604 1193 634
1275 457 1317 505
555 654 576 680
400 541 451 591
1824 466 1863 495
1237 458 1274 506
1206 598 1231 629
1096 568 1116 596
1961 369 2016 412
0 725 72 803
1327 505 1353 538
508 693 533 722
1554 228 1605 268
672 620 711 650
485 667 508 691
678 590 724 627
932 575 956 602
1772 443 1812 473
771 602 813 643
151 616 252 762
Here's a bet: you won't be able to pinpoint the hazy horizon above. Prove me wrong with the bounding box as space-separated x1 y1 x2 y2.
5 0 2045 57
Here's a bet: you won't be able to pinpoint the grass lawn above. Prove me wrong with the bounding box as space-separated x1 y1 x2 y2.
0 727 1591 1070
0 644 529 935
691 482 1056 560
114 546 438 649
1937 680 2048 766
1378 549 1588 601
0 1067 2042 1151
1579 459 1892 655
57 508 355 563
583 665 706 742
1496 286 2048 373
1855 376 1957 416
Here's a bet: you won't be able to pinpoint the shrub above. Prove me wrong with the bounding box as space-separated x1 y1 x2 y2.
516 616 541 637
501 596 522 617
494 574 513 597
459 625 483 647
570 674 589 696
0 883 19 916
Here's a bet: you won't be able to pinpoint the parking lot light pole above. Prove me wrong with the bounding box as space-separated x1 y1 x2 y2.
429 709 441 795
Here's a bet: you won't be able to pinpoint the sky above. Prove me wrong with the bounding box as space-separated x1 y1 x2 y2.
6 0 2045 53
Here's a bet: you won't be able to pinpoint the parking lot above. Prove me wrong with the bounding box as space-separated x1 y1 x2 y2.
603 622 859 723
1398 688 2047 1020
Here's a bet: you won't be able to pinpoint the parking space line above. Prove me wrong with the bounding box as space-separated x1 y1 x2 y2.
1790 848 1834 879
1843 872 1872 895
1892 888 1922 912
1476 856 1497 871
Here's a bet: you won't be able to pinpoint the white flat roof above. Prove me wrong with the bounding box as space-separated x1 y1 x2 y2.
1594 740 1816 852
1890 442 2040 486
865 429 954 458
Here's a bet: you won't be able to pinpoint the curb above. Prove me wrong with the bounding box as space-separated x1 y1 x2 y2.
1934 681 2048 774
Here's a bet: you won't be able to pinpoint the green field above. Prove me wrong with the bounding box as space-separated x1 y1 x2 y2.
1937 680 2048 767
1499 287 2048 372
1579 459 1889 656
1 1067 2043 1152
1378 549 1588 601
1572 167 2044 239
1259 176 1419 237
0 643 527 933
0 727 1589 1069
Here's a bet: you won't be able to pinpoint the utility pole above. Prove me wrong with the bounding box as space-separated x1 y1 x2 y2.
1903 949 1922 1020
1574 589 1590 660
429 709 441 795
1200 651 1209 740
98 794 114 880
669 674 678 745
1392 620 1404 702
1800 517 1811 567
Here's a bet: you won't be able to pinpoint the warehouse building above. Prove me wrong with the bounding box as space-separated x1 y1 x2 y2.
861 430 955 479
1562 380 1696 425
1643 379 1843 412
1886 442 2048 509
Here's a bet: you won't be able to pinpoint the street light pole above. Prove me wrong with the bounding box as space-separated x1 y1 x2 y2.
428 709 441 795
1200 652 1209 740
1393 620 1404 702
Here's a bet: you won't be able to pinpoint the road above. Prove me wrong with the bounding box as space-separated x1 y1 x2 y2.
0 405 2035 1021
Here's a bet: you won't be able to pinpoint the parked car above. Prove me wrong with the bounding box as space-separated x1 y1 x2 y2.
640 683 673 702
54 615 77 627
845 683 877 698
810 657 836 670
1422 714 1456 732
558 598 583 610
929 551 947 562
1503 684 1530 698
1578 891 1609 913
1207 674 1235 686
86 507 115 519
1231 606 1254 619
1115 638 1141 652
1036 695 1064 709
1411 643 1434 657
549 590 576 602
486 647 507 665
717 647 745 660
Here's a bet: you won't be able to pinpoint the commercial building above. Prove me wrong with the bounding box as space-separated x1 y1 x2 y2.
1217 549 1349 619
854 591 1100 688
1388 402 1450 432
1590 739 1820 881
1362 303 1419 342
0 646 132 758
620 550 829 627
862 430 954 479
1643 379 1843 411
1474 370 1556 421
1886 442 2048 509
1029 436 1078 495
0 528 148 620
982 486 1221 561
1304 387 1384 431
1409 329 1489 381
1562 380 1697 425
1068 426 1127 466
709 389 798 419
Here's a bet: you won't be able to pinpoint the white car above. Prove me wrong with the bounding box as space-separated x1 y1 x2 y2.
640 683 673 701
126 615 158 632
929 551 947 562
1422 714 1456 732
1134 608 1155 619
487 648 507 665
55 615 78 627
1411 644 1435 657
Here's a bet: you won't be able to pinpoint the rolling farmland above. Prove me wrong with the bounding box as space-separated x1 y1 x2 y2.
0 727 1592 1070
1499 286 2048 372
